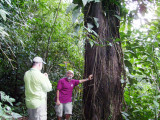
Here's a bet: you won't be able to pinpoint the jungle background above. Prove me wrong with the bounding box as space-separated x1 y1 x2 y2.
1 0 160 120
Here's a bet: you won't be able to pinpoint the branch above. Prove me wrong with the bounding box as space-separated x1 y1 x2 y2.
0 43 16 70
44 0 62 71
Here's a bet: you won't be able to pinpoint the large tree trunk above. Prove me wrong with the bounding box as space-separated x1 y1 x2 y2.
83 1 124 120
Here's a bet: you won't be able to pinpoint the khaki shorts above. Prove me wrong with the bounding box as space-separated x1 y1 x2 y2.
27 103 47 120
55 102 72 117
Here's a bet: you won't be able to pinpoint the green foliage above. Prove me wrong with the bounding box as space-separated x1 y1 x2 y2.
0 0 85 119
1 0 160 119
0 91 22 119
124 82 158 119
120 1 160 119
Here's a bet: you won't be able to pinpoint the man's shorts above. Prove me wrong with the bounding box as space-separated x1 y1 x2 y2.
55 102 72 117
27 103 47 120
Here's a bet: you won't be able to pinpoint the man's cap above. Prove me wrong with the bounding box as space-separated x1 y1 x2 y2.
33 56 46 64
67 70 74 75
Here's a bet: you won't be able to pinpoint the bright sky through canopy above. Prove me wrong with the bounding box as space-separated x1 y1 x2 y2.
63 0 156 31
126 1 156 29
62 0 72 3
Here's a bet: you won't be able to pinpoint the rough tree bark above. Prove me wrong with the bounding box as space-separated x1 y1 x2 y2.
83 1 124 120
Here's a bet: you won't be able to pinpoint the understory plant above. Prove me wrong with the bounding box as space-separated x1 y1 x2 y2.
0 91 22 119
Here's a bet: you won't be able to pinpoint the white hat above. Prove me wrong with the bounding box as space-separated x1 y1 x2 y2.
67 70 74 75
33 57 46 64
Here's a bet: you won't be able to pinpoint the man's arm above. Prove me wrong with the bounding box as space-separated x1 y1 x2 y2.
40 73 52 92
56 90 61 105
79 74 93 83
56 80 62 105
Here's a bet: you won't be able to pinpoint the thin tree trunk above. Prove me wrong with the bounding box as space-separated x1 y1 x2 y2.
83 1 124 120
44 0 62 72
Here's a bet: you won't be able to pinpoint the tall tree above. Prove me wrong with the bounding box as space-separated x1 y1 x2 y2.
74 0 125 119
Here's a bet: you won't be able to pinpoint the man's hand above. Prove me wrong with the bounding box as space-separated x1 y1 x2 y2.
79 75 93 83
44 73 48 77
56 100 61 106
88 74 93 80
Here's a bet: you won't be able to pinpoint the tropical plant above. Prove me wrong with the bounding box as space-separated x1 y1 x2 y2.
0 91 22 119
1 0 160 119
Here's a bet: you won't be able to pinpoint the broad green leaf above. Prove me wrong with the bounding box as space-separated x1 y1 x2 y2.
121 111 129 120
153 100 159 108
93 17 99 28
11 112 22 119
72 7 80 23
66 3 78 14
157 6 160 11
0 9 9 21
121 79 125 83
155 95 160 99
87 23 93 29
156 33 160 39
108 42 112 46
150 26 156 30
85 26 91 32
69 32 78 36
0 26 9 37
121 111 129 117
92 30 98 36
59 64 66 67
89 40 94 48
114 15 121 21
114 38 122 42
95 0 100 2
124 60 133 73
2 113 12 119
